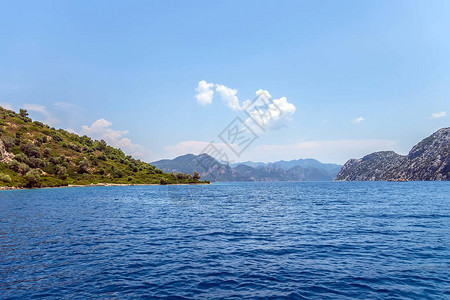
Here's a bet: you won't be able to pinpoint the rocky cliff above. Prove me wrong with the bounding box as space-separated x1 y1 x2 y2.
336 128 450 181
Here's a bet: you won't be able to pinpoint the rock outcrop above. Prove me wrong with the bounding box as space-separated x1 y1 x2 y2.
0 139 14 163
336 128 450 181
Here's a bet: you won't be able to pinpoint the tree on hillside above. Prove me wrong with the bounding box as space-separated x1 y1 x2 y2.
19 109 28 118
56 165 68 180
24 170 41 187
78 158 90 174
2 137 15 151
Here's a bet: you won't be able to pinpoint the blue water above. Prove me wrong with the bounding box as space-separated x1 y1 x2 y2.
0 182 449 299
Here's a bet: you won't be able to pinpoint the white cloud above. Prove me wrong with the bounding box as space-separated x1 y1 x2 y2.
81 119 148 159
0 102 13 110
352 116 364 123
430 111 446 119
195 80 215 105
244 92 296 132
23 103 59 125
215 84 241 111
265 96 296 129
195 81 297 131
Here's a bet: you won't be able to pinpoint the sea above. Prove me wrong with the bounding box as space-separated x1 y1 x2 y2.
0 182 449 299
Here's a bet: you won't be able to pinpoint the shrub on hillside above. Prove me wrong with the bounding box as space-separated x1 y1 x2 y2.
24 170 41 187
29 157 46 169
0 173 12 183
18 163 30 175
68 143 82 152
36 135 47 143
2 137 15 151
56 166 68 180
78 158 90 174
14 153 30 165
19 109 28 118
20 142 41 158
52 134 63 142
43 148 51 158
9 160 20 172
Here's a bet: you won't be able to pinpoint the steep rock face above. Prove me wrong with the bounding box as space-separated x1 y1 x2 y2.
405 128 450 180
0 139 14 163
336 128 450 181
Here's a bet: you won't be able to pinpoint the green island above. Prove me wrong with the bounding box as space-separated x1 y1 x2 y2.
0 106 209 189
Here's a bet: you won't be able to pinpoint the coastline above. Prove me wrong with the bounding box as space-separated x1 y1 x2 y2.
0 182 210 191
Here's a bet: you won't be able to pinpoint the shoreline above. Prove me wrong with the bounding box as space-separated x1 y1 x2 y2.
0 182 210 191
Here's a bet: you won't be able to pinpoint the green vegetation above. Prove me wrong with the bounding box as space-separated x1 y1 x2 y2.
0 106 209 188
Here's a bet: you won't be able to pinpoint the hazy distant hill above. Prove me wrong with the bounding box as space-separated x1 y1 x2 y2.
152 154 342 182
233 159 341 174
336 128 450 181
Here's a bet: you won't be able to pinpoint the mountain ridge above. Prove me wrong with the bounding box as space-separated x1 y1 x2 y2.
336 128 450 181
152 154 342 182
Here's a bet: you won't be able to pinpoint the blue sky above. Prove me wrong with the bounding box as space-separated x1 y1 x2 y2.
1 0 449 164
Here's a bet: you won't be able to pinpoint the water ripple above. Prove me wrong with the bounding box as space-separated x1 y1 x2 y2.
0 182 449 299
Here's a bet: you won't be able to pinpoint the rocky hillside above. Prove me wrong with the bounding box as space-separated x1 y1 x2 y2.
0 106 207 188
152 154 341 181
336 128 450 181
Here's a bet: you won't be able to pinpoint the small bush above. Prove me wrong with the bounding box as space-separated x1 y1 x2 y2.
24 170 41 187
49 156 61 165
68 143 82 152
18 163 31 175
14 153 30 164
9 160 20 172
52 134 63 142
20 142 41 158
29 157 46 169
78 158 90 174
43 148 51 157
0 173 12 183
2 137 15 151
56 166 67 180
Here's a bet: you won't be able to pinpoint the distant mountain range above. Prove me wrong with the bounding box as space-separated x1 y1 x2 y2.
152 154 342 182
336 127 450 181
